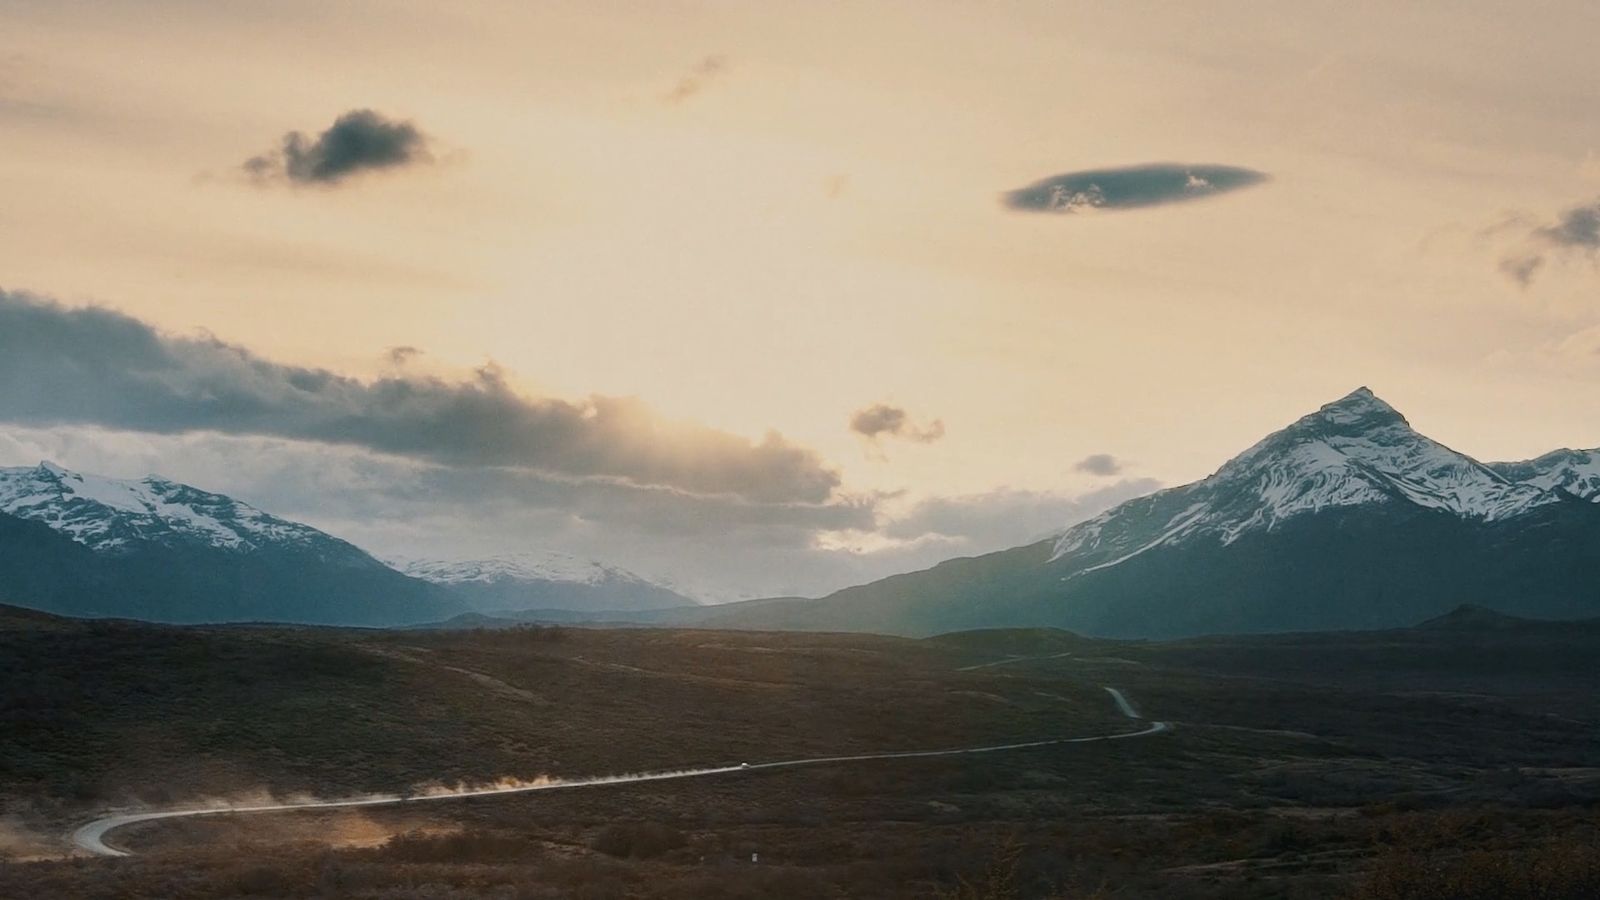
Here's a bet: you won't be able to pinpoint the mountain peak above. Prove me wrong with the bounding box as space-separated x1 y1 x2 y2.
34 459 69 477
1051 386 1563 569
0 462 332 554
1303 387 1408 433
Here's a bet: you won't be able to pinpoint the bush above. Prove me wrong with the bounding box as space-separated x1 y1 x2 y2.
378 828 542 863
590 821 688 859
1355 840 1600 900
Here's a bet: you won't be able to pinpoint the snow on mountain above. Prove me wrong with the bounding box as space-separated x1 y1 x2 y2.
0 461 463 626
0 461 330 554
400 551 661 591
697 386 1600 639
398 551 701 611
1051 388 1565 571
1491 449 1600 502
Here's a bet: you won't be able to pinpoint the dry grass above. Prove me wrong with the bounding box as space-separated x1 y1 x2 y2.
3 612 1599 897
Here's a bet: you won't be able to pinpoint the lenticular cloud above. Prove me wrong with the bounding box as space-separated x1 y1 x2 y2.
1003 163 1267 214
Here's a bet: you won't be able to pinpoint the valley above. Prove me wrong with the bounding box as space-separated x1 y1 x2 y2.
3 606 1597 898
6 6 1597 896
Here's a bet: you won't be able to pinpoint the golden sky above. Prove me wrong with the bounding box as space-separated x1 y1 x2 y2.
3 1 1599 597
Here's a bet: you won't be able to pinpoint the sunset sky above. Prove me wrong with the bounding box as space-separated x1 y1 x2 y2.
3 1 1599 599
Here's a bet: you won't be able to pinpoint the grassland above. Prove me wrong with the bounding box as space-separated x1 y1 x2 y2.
2 605 1598 898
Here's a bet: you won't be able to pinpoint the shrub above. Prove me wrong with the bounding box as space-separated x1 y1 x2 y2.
590 821 688 859
1354 840 1600 900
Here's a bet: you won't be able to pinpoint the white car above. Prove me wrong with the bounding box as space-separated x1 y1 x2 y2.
739 762 751 769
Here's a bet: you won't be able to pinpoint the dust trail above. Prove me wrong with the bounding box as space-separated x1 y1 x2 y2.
1104 686 1142 719
0 817 68 862
71 685 1166 857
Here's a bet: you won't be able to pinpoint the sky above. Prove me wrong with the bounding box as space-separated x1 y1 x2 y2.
2 0 1599 600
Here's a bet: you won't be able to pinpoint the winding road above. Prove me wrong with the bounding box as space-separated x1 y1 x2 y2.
955 651 1075 671
71 686 1166 857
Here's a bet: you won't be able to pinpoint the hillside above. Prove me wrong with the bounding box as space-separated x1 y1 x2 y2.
5 607 1599 897
0 463 462 626
0 605 1120 816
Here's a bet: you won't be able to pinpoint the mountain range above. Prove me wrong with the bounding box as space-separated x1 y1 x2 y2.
681 388 1600 637
2 388 1596 636
0 463 690 625
397 552 698 613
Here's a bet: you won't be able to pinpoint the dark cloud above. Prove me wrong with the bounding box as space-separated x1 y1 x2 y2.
0 291 839 503
386 345 423 366
1540 201 1600 247
1499 197 1600 287
1073 453 1124 476
243 109 433 186
1002 163 1268 214
662 55 727 104
849 404 945 444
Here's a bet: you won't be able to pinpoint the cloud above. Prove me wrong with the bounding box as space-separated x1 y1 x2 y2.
0 424 1159 601
881 480 1163 551
0 290 840 503
1499 254 1544 287
0 298 1164 603
662 55 728 105
1002 163 1268 214
386 345 423 366
849 404 945 444
1073 453 1124 476
1497 197 1600 286
1539 200 1600 248
1485 324 1600 376
243 109 433 186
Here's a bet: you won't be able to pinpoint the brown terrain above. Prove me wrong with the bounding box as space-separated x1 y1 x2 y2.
2 604 1598 898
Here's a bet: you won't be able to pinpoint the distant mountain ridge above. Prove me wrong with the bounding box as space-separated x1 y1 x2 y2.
398 551 699 613
6 387 1599 635
689 388 1600 638
1490 449 1600 502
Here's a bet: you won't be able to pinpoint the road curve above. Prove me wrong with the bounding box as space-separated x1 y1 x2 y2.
955 651 1075 671
72 686 1165 857
1103 686 1142 719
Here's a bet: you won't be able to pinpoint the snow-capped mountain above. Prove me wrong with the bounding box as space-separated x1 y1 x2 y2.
1049 388 1562 575
0 462 462 626
0 461 331 554
694 388 1600 638
402 551 657 589
399 551 699 613
1491 449 1600 502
